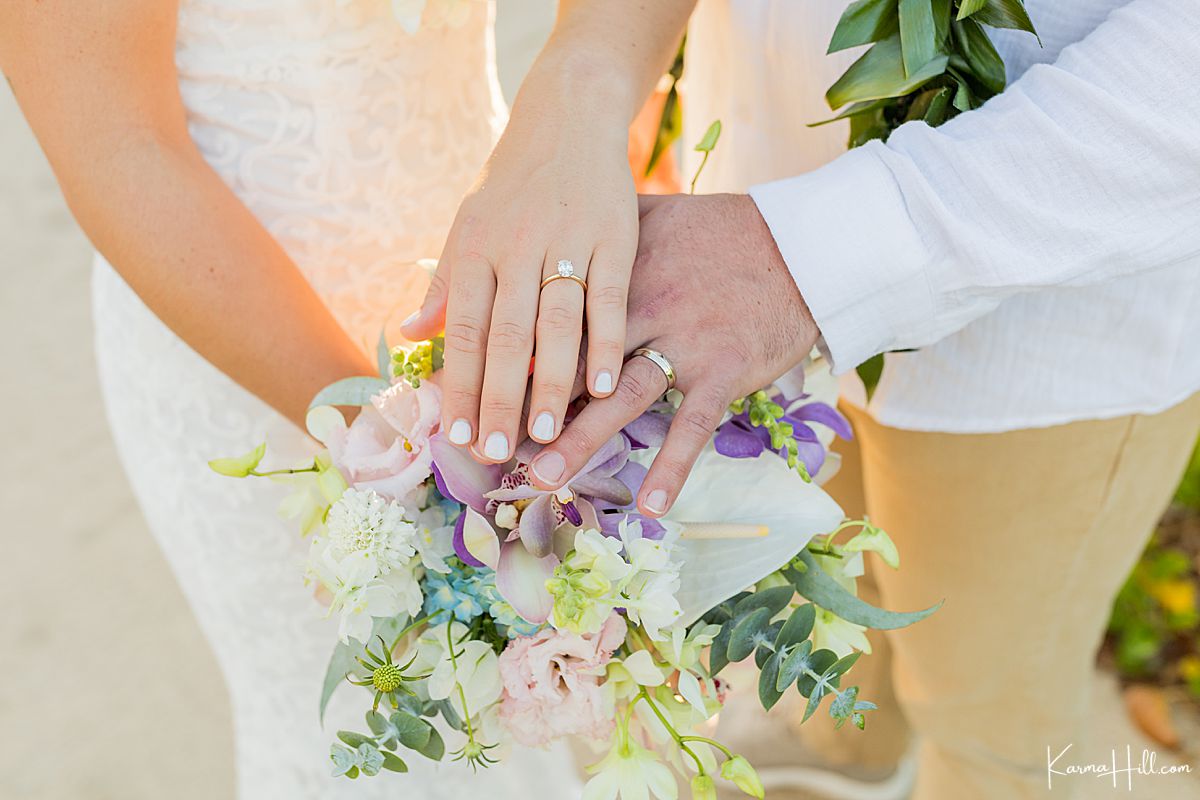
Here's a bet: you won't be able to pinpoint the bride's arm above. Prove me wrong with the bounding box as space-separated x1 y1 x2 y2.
402 0 697 463
0 0 374 429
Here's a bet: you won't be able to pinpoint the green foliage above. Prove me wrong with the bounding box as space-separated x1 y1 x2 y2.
392 337 444 387
309 376 391 410
1107 536 1200 698
729 391 813 481
783 549 941 630
823 0 1038 143
646 38 686 177
1173 438 1200 509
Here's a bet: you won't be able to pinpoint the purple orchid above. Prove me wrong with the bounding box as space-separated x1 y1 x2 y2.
713 394 852 476
424 409 674 623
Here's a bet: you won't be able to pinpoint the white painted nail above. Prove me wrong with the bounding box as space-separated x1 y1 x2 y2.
644 489 669 515
448 418 472 445
594 370 614 395
531 412 556 442
483 431 509 461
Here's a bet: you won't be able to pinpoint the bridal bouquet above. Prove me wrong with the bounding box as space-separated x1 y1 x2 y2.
211 337 936 799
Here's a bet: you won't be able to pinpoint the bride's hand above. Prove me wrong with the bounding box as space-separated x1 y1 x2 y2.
401 70 638 462
400 1 694 463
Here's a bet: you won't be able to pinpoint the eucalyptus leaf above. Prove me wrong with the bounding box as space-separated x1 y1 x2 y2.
898 0 939 78
726 607 772 663
390 711 431 752
776 603 817 649
758 651 786 711
309 376 391 411
784 550 941 630
708 623 733 676
732 585 795 620
754 621 783 669
337 730 373 748
797 649 839 700
381 752 409 773
417 725 446 761
776 640 815 691
826 35 950 110
829 0 900 54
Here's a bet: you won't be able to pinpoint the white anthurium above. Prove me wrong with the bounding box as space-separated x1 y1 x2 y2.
630 444 844 629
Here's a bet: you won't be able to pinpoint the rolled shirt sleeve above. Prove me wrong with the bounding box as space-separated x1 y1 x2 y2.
749 0 1200 373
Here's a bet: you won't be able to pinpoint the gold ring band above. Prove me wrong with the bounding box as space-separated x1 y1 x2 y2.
539 273 588 292
541 259 587 293
631 347 677 391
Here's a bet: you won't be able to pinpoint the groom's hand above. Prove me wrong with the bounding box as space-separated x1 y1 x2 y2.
526 193 820 517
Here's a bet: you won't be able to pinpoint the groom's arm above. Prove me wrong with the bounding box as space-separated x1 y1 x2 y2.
750 0 1200 372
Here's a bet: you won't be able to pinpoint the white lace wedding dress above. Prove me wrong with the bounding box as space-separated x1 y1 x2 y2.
91 1 580 797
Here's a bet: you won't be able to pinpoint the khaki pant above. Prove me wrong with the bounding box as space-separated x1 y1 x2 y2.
718 393 1200 799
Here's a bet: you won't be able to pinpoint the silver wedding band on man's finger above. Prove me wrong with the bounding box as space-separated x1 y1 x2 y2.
630 346 677 392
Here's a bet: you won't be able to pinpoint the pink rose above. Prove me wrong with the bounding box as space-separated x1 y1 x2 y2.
497 613 627 748
324 381 441 502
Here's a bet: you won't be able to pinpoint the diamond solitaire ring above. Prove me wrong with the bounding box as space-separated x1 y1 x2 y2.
539 259 588 292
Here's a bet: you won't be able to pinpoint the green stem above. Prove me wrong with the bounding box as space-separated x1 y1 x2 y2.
248 466 319 477
445 623 476 744
678 734 734 760
635 688 706 774
689 151 710 194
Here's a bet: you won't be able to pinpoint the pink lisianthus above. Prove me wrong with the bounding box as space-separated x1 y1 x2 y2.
322 381 441 503
497 612 627 748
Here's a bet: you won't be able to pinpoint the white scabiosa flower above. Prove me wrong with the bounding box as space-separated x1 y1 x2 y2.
326 488 417 575
308 488 424 642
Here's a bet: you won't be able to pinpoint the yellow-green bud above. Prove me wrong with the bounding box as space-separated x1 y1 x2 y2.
720 756 764 799
691 774 717 800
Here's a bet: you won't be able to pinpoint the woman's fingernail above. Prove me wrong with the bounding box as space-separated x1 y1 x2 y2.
483 431 509 461
531 412 556 442
401 310 420 327
593 370 614 395
643 489 669 515
531 451 566 485
448 418 472 445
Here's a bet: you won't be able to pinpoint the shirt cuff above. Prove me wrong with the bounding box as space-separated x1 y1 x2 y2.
748 144 934 374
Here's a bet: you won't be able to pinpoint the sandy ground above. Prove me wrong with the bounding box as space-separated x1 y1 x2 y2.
1 3 1197 799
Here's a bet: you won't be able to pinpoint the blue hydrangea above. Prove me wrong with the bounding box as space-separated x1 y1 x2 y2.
422 558 544 638
422 562 490 623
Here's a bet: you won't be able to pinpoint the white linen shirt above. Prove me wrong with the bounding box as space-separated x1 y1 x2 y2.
684 0 1200 433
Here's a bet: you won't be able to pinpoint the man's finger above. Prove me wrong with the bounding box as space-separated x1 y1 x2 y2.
637 383 731 517
527 356 668 489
